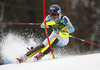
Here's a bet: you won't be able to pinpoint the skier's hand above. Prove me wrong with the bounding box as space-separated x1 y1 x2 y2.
59 30 69 37
46 21 56 28
59 27 69 37
42 21 56 28
46 21 56 26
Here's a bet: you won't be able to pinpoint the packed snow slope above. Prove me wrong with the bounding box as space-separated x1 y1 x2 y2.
0 53 100 70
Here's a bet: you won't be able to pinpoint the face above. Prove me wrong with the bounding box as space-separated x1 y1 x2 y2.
51 16 59 21
50 13 59 21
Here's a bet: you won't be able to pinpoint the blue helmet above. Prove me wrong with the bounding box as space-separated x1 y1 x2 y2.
49 4 61 15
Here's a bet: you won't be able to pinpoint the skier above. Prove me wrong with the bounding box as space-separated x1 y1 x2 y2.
16 4 75 63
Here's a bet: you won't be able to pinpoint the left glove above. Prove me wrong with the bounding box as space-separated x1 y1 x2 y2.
59 27 69 37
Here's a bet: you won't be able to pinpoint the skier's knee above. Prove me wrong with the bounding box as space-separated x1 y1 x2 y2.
41 37 59 54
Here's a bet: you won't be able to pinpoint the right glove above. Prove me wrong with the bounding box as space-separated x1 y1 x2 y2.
42 21 56 28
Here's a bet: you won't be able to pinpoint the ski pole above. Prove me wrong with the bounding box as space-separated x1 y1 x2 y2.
69 35 100 46
0 23 41 25
43 0 55 59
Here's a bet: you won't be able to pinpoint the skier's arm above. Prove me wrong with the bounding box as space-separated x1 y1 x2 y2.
41 15 51 28
41 22 50 28
63 16 75 34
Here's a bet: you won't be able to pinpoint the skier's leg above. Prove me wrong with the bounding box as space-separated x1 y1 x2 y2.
33 37 59 61
16 31 57 63
26 31 56 58
16 44 45 63
26 44 45 58
42 37 59 54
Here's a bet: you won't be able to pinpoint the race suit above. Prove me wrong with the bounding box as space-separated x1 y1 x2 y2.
41 14 75 47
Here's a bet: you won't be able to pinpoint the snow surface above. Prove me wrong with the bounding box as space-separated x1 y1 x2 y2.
0 32 100 70
0 53 100 70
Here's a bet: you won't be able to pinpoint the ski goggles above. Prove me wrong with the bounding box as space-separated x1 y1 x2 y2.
50 13 59 16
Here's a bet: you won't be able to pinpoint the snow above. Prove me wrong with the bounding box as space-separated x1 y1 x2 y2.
0 32 100 70
0 53 100 70
0 32 39 63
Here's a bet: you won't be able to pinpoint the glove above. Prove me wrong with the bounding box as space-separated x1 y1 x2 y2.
46 21 56 26
46 21 56 28
42 21 56 28
59 27 69 37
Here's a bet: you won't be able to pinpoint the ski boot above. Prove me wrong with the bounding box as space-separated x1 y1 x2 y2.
16 54 27 63
33 52 45 62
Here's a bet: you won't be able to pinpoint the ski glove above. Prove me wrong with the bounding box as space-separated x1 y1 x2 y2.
59 27 69 37
42 21 56 28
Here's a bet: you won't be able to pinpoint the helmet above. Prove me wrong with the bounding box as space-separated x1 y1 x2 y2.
49 4 61 15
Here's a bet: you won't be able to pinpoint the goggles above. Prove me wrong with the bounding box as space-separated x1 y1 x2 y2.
50 13 59 16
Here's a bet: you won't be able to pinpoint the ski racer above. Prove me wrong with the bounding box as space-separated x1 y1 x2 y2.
16 4 75 63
